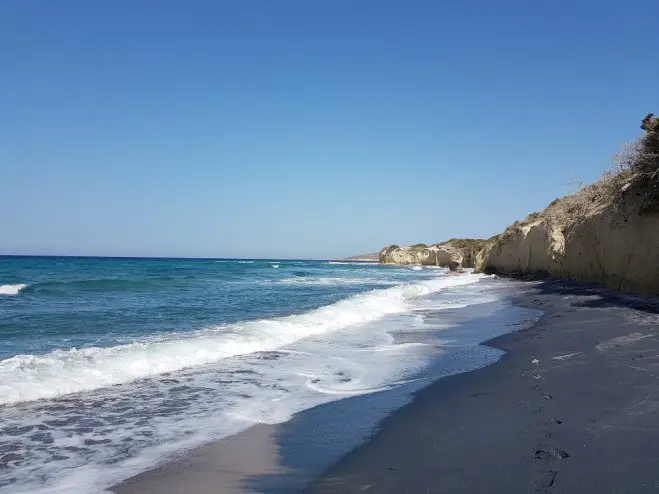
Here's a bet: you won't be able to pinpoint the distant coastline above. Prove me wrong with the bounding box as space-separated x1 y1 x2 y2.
377 115 659 295
337 253 380 262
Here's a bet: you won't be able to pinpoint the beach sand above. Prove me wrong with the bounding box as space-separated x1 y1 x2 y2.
113 279 659 493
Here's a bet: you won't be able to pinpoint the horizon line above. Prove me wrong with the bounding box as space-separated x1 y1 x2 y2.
0 254 374 262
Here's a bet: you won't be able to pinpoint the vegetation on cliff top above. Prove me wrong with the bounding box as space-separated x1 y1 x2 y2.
493 114 659 240
439 238 487 251
385 114 658 274
382 239 486 253
552 113 658 222
476 114 659 293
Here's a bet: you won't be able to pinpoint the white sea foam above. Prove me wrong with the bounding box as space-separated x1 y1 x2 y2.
271 264 280 268
410 266 423 271
0 274 540 494
0 284 27 296
0 314 442 493
0 274 485 405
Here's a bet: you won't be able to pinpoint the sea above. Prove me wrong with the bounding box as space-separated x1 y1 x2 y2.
0 256 540 493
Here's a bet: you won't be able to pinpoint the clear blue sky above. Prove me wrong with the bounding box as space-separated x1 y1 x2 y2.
1 1 657 259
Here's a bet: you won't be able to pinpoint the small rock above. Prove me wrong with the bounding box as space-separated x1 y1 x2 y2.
534 448 570 460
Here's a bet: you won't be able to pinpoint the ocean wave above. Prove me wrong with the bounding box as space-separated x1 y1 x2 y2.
0 284 27 296
0 274 485 405
275 277 397 286
20 277 184 295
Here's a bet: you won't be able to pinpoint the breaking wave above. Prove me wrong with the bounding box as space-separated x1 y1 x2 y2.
0 284 27 296
0 274 485 405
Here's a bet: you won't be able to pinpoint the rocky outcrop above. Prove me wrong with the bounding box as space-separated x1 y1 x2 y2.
476 114 659 294
379 239 486 271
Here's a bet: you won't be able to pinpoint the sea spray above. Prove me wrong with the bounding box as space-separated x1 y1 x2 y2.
0 284 27 296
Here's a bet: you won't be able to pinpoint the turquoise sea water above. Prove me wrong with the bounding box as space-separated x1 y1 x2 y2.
0 257 413 358
0 256 524 493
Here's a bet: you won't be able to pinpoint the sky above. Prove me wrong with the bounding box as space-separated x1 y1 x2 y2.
1 0 658 259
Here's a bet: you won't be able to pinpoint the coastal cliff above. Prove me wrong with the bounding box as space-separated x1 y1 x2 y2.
476 114 659 294
379 239 486 270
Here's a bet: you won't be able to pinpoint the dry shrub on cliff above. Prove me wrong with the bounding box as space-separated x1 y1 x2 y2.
498 221 525 242
605 119 659 215
636 114 659 175
544 115 659 226
628 116 659 213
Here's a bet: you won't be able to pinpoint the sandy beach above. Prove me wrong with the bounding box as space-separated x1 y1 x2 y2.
113 278 659 493
309 280 659 493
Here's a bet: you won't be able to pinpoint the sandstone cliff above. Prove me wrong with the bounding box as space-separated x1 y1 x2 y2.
476 114 659 294
379 239 486 270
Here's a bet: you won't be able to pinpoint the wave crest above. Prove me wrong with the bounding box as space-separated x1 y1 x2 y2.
0 284 27 296
0 274 484 405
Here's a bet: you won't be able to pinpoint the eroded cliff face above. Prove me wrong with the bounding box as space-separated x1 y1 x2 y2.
476 116 659 294
379 239 485 271
476 210 659 293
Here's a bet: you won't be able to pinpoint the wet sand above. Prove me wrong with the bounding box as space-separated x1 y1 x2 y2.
114 279 659 493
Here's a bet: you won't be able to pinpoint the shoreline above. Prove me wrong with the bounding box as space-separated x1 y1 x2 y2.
308 279 659 493
111 278 532 493
112 278 659 493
